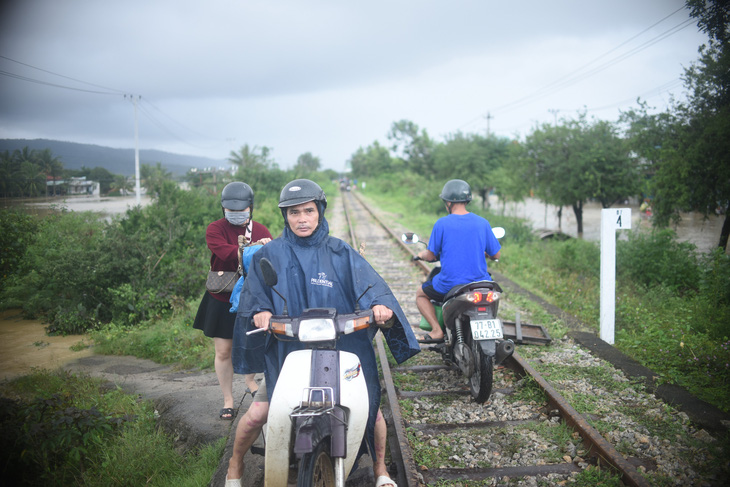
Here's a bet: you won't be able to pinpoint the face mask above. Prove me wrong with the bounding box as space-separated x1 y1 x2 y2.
225 210 250 226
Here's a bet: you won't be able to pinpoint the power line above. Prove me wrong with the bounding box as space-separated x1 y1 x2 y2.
0 69 122 96
459 6 694 132
1 55 227 152
490 18 694 116
0 55 126 94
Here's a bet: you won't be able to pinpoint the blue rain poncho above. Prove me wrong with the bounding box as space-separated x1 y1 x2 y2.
232 217 420 457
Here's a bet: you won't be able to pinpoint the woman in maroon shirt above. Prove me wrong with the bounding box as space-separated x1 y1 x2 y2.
193 182 272 420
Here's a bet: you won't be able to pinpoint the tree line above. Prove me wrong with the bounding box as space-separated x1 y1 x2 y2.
0 146 176 198
347 0 729 250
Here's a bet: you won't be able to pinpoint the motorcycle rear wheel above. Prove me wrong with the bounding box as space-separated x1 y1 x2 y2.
469 336 494 403
297 440 335 487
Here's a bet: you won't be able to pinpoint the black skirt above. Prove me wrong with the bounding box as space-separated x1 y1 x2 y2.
193 292 236 339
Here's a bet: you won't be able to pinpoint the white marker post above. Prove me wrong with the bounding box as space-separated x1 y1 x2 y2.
600 208 631 344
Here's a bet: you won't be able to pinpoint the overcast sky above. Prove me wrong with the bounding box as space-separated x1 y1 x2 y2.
0 0 709 172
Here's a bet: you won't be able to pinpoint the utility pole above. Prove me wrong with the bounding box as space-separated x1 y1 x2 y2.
132 95 141 205
125 94 142 204
484 112 493 138
548 108 559 126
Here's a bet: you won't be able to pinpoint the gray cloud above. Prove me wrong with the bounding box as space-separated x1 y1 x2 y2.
0 0 707 170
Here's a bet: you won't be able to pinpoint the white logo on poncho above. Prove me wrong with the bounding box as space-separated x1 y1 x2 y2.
311 272 333 288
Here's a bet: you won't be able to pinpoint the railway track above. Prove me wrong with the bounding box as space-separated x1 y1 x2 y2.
330 189 713 487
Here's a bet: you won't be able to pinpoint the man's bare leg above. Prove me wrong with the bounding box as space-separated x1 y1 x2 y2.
373 408 395 486
243 373 258 394
227 401 269 481
416 287 443 340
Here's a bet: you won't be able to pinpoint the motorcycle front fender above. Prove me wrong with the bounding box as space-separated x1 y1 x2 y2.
476 339 496 357
265 350 368 487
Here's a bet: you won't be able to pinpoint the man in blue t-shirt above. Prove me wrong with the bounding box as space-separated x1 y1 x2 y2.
414 179 501 343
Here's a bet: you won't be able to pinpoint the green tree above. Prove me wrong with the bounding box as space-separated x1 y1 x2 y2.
348 141 397 178
623 0 730 250
34 148 63 197
583 119 638 208
524 115 638 236
294 152 321 174
492 140 533 214
387 120 435 174
18 161 46 197
111 174 133 196
432 133 512 209
228 144 275 170
0 150 17 198
141 162 172 197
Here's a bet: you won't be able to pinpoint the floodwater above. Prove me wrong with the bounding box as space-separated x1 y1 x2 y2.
3 194 153 220
496 197 726 254
0 309 94 382
1 196 155 379
0 193 725 378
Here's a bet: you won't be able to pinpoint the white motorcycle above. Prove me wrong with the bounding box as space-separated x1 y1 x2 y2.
254 257 374 487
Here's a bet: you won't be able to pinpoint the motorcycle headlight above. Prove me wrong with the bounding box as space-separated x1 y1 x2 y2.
298 318 336 342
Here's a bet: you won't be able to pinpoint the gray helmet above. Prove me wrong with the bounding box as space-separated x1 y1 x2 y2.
440 179 472 203
221 182 254 210
278 179 327 210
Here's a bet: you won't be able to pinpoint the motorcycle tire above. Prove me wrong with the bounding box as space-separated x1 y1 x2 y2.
469 335 494 404
297 439 335 487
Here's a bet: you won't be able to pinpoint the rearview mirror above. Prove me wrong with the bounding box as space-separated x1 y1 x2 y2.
259 258 278 287
401 232 419 244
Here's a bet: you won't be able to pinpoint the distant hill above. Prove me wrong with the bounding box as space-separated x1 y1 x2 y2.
0 139 228 176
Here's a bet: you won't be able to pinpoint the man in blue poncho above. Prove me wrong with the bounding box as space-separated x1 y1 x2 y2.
225 179 420 487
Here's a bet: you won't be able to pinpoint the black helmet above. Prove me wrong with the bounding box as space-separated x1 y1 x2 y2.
221 182 254 210
278 179 327 210
440 179 472 203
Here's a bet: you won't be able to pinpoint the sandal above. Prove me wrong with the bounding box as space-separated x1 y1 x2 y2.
417 333 444 344
219 407 237 420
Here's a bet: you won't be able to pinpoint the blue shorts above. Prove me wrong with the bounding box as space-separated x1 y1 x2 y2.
421 280 446 303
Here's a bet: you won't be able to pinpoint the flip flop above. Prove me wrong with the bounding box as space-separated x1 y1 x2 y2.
375 475 398 487
219 407 237 420
225 476 242 487
418 333 444 344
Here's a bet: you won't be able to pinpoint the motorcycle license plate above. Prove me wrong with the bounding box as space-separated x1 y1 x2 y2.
470 319 504 340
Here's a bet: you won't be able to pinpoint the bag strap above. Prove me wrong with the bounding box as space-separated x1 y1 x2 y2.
237 235 246 278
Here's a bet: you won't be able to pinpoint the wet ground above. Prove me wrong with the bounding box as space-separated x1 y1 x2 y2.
0 309 94 382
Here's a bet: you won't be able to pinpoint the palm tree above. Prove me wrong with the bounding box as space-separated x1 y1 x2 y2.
228 144 273 170
111 174 133 196
18 161 46 197
140 162 172 196
34 148 63 196
0 151 16 198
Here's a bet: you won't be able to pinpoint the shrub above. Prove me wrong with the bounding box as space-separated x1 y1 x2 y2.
0 209 39 293
617 228 700 294
553 238 600 279
0 377 133 485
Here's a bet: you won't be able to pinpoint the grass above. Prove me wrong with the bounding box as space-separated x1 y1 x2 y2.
0 369 222 486
359 183 730 414
5 178 728 484
90 298 214 370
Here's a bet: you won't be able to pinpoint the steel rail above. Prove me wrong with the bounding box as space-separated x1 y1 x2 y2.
349 190 651 487
339 191 421 487
503 354 651 487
